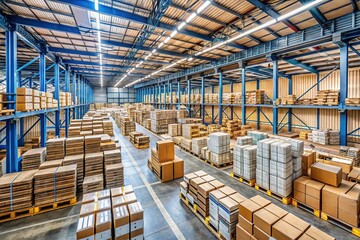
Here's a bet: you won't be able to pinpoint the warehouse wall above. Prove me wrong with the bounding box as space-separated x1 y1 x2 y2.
94 87 107 103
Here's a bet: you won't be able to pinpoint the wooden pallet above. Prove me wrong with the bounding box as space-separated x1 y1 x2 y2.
291 199 320 218
0 207 34 223
229 172 256 187
179 192 221 240
254 184 292 205
0 109 14 116
33 197 77 214
320 212 360 238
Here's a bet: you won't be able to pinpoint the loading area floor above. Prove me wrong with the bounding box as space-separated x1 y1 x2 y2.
0 120 355 240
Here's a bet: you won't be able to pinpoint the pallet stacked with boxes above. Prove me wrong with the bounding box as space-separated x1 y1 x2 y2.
207 132 232 167
120 117 136 136
148 140 184 182
150 110 177 134
77 186 144 240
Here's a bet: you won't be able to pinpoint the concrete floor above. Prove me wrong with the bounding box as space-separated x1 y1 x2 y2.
0 120 356 240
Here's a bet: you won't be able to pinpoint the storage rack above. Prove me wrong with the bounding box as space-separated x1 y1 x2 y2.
0 14 94 174
135 10 360 148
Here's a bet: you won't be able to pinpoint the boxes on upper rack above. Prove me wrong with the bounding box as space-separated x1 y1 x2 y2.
16 87 33 111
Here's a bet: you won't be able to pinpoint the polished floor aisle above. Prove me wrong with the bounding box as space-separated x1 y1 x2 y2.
0 120 355 240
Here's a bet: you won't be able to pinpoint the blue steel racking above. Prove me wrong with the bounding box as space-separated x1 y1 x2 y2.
1 17 94 173
135 10 360 147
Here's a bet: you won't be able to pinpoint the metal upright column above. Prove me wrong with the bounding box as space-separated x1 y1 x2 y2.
187 79 191 117
241 67 246 126
18 70 24 147
5 27 18 173
72 73 77 119
230 81 234 120
164 84 167 109
201 77 205 124
273 59 279 134
54 58 60 137
211 85 215 123
169 83 173 109
339 44 348 145
218 72 223 125
316 73 320 129
64 66 70 137
288 76 293 132
177 81 181 110
39 46 47 147
256 79 260 130
77 76 81 118
158 84 161 109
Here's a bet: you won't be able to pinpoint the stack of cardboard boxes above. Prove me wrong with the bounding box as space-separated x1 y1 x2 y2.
148 140 184 182
191 137 207 157
208 132 232 166
16 88 34 111
150 110 177 134
293 162 360 228
77 187 144 240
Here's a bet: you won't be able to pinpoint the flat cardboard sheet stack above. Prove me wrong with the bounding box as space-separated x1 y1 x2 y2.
102 120 113 136
100 141 117 152
22 147 46 171
181 138 192 151
311 130 329 145
329 130 340 145
0 170 37 213
314 90 339 106
82 174 104 194
68 126 81 137
105 163 124 188
39 159 63 170
66 137 84 156
104 149 121 165
246 90 264 104
150 110 177 134
120 117 136 136
63 154 84 193
33 165 77 206
168 124 179 137
46 138 66 160
247 131 268 144
85 152 104 177
85 135 101 153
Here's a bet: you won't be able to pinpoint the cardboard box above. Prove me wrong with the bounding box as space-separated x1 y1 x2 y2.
305 180 324 210
96 210 112 240
238 214 253 235
17 95 33 102
17 87 33 96
282 213 310 233
294 176 311 203
156 140 174 162
272 219 303 240
311 162 342 187
76 214 95 239
113 206 129 240
236 224 252 240
263 203 288 219
322 180 355 218
303 226 336 240
128 202 144 239
249 195 271 208
161 161 173 182
302 152 315 175
339 184 360 226
253 208 280 235
80 202 97 217
173 158 184 179
16 103 33 111
239 199 262 222
112 196 126 208
253 225 270 240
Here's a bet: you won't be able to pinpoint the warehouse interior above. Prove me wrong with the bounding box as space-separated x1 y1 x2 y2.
0 0 360 239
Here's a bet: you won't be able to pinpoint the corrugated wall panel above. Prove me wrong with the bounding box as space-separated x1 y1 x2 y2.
94 87 107 103
320 109 340 130
319 70 339 90
291 108 317 131
349 68 360 98
292 74 317 97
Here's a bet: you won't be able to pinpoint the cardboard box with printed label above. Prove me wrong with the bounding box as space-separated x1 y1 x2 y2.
113 206 129 240
96 210 112 240
128 202 144 239
76 214 95 240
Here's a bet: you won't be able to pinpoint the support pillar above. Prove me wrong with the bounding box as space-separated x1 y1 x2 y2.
201 77 205 124
177 81 180 110
170 83 173 109
272 58 279 134
187 79 191 117
39 47 47 147
211 85 215 123
241 67 246 126
164 84 167 109
218 72 223 125
64 66 70 137
230 81 234 120
256 79 260 130
288 76 293 132
339 44 348 145
54 58 60 137
73 73 77 119
5 27 18 173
